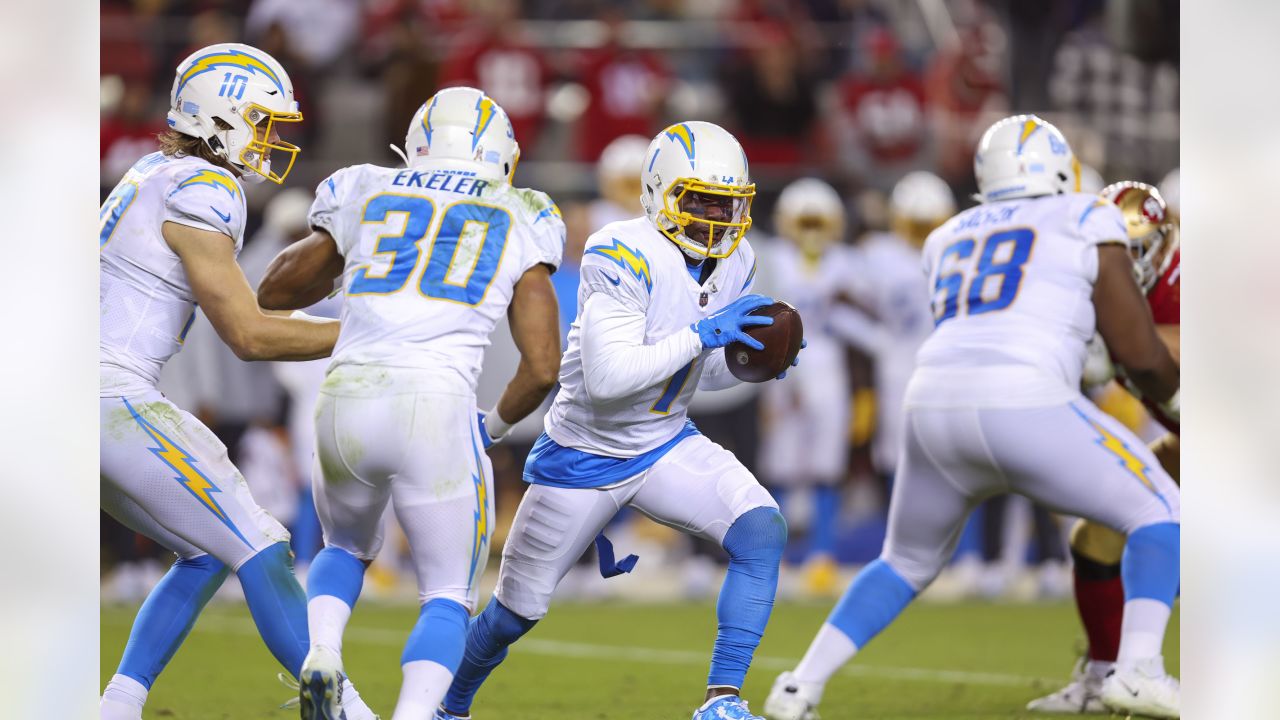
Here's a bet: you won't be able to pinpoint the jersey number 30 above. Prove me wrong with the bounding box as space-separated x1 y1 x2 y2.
348 194 511 306
932 228 1035 325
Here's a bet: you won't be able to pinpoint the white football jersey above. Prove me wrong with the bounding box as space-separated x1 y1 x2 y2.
311 163 565 390
545 217 757 457
908 192 1127 408
100 152 248 395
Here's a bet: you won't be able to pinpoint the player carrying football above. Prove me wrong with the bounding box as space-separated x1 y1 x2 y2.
435 122 798 720
1027 179 1180 714
99 44 375 720
764 115 1181 720
256 87 564 720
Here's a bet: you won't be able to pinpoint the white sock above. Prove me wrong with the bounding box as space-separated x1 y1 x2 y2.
100 674 147 720
308 595 353 654
1116 598 1172 669
341 677 378 720
391 660 455 720
793 623 858 693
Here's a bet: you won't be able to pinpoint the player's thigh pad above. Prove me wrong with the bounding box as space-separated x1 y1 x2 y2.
977 400 1180 533
495 483 629 620
629 433 778 546
880 408 998 589
100 393 288 569
392 391 496 610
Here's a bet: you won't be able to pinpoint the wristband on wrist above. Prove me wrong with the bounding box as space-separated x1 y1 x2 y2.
484 406 513 439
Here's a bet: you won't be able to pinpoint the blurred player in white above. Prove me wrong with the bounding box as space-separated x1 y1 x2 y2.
1028 179 1180 714
256 87 564 720
755 178 851 593
100 43 375 720
438 122 795 720
766 115 1181 720
833 172 952 481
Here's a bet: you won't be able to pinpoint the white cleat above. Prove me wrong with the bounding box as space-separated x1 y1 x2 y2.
299 645 347 720
1100 657 1180 719
763 671 821 720
1026 660 1108 714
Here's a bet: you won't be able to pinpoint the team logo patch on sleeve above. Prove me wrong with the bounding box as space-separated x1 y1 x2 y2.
586 239 654 292
172 169 240 201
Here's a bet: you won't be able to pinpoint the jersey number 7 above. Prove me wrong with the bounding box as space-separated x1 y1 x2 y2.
348 193 512 306
932 228 1035 325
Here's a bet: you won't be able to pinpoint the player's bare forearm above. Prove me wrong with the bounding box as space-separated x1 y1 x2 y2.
495 264 561 424
258 229 345 310
1092 244 1178 402
164 221 339 362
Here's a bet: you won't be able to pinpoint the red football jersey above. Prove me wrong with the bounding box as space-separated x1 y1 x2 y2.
1143 249 1180 433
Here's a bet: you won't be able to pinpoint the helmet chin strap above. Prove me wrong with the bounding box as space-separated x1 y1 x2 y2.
389 143 411 167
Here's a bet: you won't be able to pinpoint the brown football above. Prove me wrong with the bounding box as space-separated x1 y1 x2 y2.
726 301 804 383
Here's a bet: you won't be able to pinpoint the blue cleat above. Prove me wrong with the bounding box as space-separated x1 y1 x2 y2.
693 695 766 720
299 646 347 720
434 708 471 720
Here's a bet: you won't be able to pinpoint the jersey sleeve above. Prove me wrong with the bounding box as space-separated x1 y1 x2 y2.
308 165 366 255
515 189 566 273
163 167 244 240
1075 197 1128 247
578 233 653 314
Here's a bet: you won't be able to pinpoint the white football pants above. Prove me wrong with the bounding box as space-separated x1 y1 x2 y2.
100 390 289 570
494 433 777 620
312 365 494 611
883 397 1180 590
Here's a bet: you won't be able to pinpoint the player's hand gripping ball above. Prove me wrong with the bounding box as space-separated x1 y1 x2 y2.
726 301 804 383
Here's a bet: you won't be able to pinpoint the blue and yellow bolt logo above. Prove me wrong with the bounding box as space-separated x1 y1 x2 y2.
124 399 252 549
468 436 490 585
176 49 284 98
472 95 497 150
1016 119 1042 155
173 169 239 200
587 239 654 292
664 123 696 163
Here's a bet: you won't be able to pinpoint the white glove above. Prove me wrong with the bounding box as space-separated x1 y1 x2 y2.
1082 333 1115 388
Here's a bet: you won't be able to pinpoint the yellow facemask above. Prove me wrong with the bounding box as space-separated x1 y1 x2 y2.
239 103 303 184
657 178 756 259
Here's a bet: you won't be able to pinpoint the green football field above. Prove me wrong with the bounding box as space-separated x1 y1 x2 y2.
101 599 1179 719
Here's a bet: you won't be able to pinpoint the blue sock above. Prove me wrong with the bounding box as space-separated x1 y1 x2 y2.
1122 522 1180 606
307 546 367 607
237 542 310 677
827 558 917 648
117 554 228 689
810 485 839 558
443 599 537 713
708 506 787 688
402 598 470 670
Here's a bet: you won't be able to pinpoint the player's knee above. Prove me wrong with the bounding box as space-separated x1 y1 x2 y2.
877 547 942 591
722 506 787 564
1070 520 1126 566
475 597 538 647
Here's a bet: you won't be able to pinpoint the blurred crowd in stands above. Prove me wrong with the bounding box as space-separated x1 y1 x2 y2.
101 0 1180 603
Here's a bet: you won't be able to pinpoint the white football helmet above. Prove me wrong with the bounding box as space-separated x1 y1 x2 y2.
890 171 956 247
404 87 519 182
641 121 755 260
167 43 302 184
974 114 1080 202
774 177 845 257
598 134 650 214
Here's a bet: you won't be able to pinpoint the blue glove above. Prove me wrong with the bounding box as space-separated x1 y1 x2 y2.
692 294 775 350
776 338 807 380
477 411 497 449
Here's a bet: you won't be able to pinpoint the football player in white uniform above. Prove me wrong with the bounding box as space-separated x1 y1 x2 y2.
765 115 1181 720
437 122 794 720
100 44 375 720
256 87 564 720
755 178 851 593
